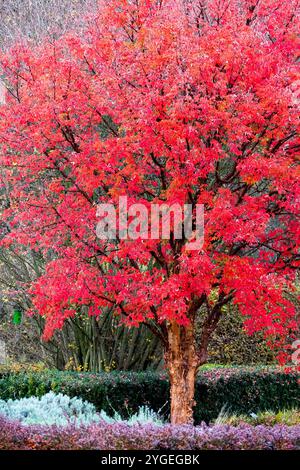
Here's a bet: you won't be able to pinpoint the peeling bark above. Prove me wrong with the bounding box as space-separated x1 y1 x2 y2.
166 321 199 425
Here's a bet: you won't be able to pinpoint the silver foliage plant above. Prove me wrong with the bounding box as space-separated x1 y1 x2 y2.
0 392 100 426
99 405 164 426
0 392 163 426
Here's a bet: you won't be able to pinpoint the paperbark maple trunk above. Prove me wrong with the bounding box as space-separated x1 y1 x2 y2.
166 321 199 425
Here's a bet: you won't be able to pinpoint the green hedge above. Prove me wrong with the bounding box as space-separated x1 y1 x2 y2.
0 367 298 423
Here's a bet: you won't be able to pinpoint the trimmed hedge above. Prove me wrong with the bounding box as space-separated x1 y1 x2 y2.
0 367 299 424
0 416 300 450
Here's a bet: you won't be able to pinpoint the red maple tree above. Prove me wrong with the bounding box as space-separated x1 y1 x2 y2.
0 0 299 423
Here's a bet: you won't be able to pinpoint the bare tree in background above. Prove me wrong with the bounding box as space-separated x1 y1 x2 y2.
0 0 97 48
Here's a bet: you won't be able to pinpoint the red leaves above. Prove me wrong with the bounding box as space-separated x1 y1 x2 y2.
0 0 299 363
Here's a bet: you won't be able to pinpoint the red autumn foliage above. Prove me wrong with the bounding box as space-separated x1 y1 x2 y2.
0 0 299 423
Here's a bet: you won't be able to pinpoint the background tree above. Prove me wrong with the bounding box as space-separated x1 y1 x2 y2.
0 0 299 423
0 0 97 49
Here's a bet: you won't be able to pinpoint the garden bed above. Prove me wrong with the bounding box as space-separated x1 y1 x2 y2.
0 415 299 450
0 366 298 423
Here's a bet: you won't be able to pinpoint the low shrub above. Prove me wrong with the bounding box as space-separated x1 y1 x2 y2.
0 392 164 427
99 405 164 426
194 367 300 423
0 416 299 450
0 366 298 423
0 392 100 426
215 408 300 427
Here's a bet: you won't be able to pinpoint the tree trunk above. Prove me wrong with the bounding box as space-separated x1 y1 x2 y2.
166 321 199 425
